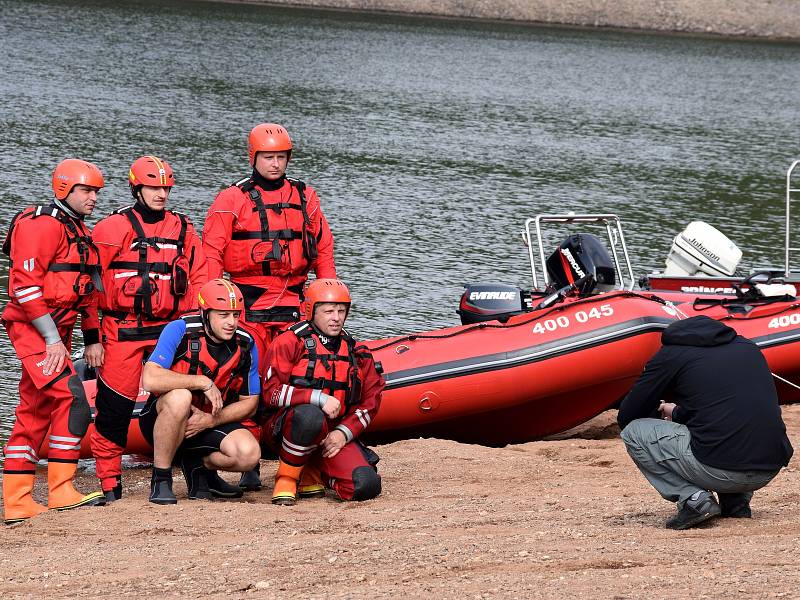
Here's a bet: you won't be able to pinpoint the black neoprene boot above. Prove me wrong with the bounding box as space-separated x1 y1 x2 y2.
149 468 177 505
206 471 244 498
180 454 213 500
238 464 262 491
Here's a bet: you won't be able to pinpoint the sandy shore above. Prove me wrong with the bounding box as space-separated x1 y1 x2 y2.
208 0 800 40
2 404 800 598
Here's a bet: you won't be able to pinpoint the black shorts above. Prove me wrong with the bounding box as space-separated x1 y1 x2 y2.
138 395 247 458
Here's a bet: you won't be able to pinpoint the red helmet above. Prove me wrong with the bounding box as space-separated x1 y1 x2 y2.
304 278 351 320
198 279 244 312
52 159 105 200
248 123 292 166
128 155 174 197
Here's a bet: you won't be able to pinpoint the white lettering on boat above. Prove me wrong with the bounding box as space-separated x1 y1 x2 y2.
768 313 800 329
680 285 736 295
532 304 614 334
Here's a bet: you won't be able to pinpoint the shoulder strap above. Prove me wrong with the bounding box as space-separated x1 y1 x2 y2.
180 314 206 376
288 178 311 225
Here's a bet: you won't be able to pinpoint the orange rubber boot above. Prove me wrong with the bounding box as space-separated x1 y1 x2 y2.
272 461 303 506
47 462 105 511
3 473 48 525
298 464 325 499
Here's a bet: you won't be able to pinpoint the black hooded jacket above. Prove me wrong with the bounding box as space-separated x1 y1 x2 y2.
618 316 793 471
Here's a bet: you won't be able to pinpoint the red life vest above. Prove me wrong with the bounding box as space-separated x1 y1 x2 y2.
171 314 254 412
100 207 193 320
222 177 319 279
286 321 361 407
2 204 102 309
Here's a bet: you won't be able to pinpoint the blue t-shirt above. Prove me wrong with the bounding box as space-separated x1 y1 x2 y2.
148 319 260 395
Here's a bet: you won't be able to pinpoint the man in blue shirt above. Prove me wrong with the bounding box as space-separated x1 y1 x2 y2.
139 279 261 504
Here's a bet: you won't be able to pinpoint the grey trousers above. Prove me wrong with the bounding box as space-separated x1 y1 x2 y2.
621 418 779 508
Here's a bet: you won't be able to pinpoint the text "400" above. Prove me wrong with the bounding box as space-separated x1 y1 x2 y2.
532 304 614 334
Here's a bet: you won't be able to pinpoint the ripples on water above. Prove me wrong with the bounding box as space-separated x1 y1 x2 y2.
1 0 799 443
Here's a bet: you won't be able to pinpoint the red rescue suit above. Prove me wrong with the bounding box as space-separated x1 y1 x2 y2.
261 321 384 500
89 205 208 492
2 203 101 474
203 176 336 365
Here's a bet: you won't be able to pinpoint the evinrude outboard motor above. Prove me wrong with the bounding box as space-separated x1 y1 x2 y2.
663 221 742 277
457 283 528 325
545 233 616 294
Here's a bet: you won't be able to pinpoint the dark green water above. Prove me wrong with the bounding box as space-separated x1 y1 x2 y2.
1 0 799 445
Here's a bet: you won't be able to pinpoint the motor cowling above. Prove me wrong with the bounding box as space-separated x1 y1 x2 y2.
545 233 616 294
663 221 742 277
457 283 527 325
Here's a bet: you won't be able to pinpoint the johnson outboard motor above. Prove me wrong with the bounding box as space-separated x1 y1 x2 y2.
663 221 742 277
457 283 528 325
545 233 616 295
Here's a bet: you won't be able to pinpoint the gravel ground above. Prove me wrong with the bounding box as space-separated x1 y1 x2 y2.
2 405 800 599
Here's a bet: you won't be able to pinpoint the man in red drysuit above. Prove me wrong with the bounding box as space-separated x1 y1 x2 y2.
89 155 209 502
2 159 107 524
260 278 383 505
203 123 336 489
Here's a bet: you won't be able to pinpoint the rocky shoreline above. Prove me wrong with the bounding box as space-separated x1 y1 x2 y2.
208 0 800 40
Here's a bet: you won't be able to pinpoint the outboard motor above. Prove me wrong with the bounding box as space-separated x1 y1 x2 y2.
457 283 528 325
545 233 616 295
663 221 742 277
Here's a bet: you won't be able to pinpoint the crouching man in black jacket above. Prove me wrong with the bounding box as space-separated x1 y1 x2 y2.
618 315 793 530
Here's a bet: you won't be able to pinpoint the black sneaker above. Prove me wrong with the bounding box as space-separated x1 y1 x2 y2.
666 491 721 530
719 493 752 518
149 472 177 505
206 471 244 498
180 454 213 500
238 465 262 491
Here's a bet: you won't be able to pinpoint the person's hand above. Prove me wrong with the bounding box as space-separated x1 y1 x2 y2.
659 401 677 421
321 394 341 419
83 343 104 368
43 341 68 377
202 378 223 415
321 430 347 458
185 406 212 438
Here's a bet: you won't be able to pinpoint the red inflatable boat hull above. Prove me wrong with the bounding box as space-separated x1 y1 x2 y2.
40 288 800 456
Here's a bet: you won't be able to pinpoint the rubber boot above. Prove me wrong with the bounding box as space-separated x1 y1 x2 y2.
238 464 262 491
272 461 303 506
47 462 105 511
103 475 122 503
298 464 325 499
3 473 48 525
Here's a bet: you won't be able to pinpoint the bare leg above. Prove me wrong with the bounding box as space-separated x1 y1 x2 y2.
152 389 192 469
203 429 260 472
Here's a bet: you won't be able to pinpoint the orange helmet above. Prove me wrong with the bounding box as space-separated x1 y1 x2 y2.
304 278 351 321
198 279 244 312
128 155 174 197
52 159 105 200
248 123 292 166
